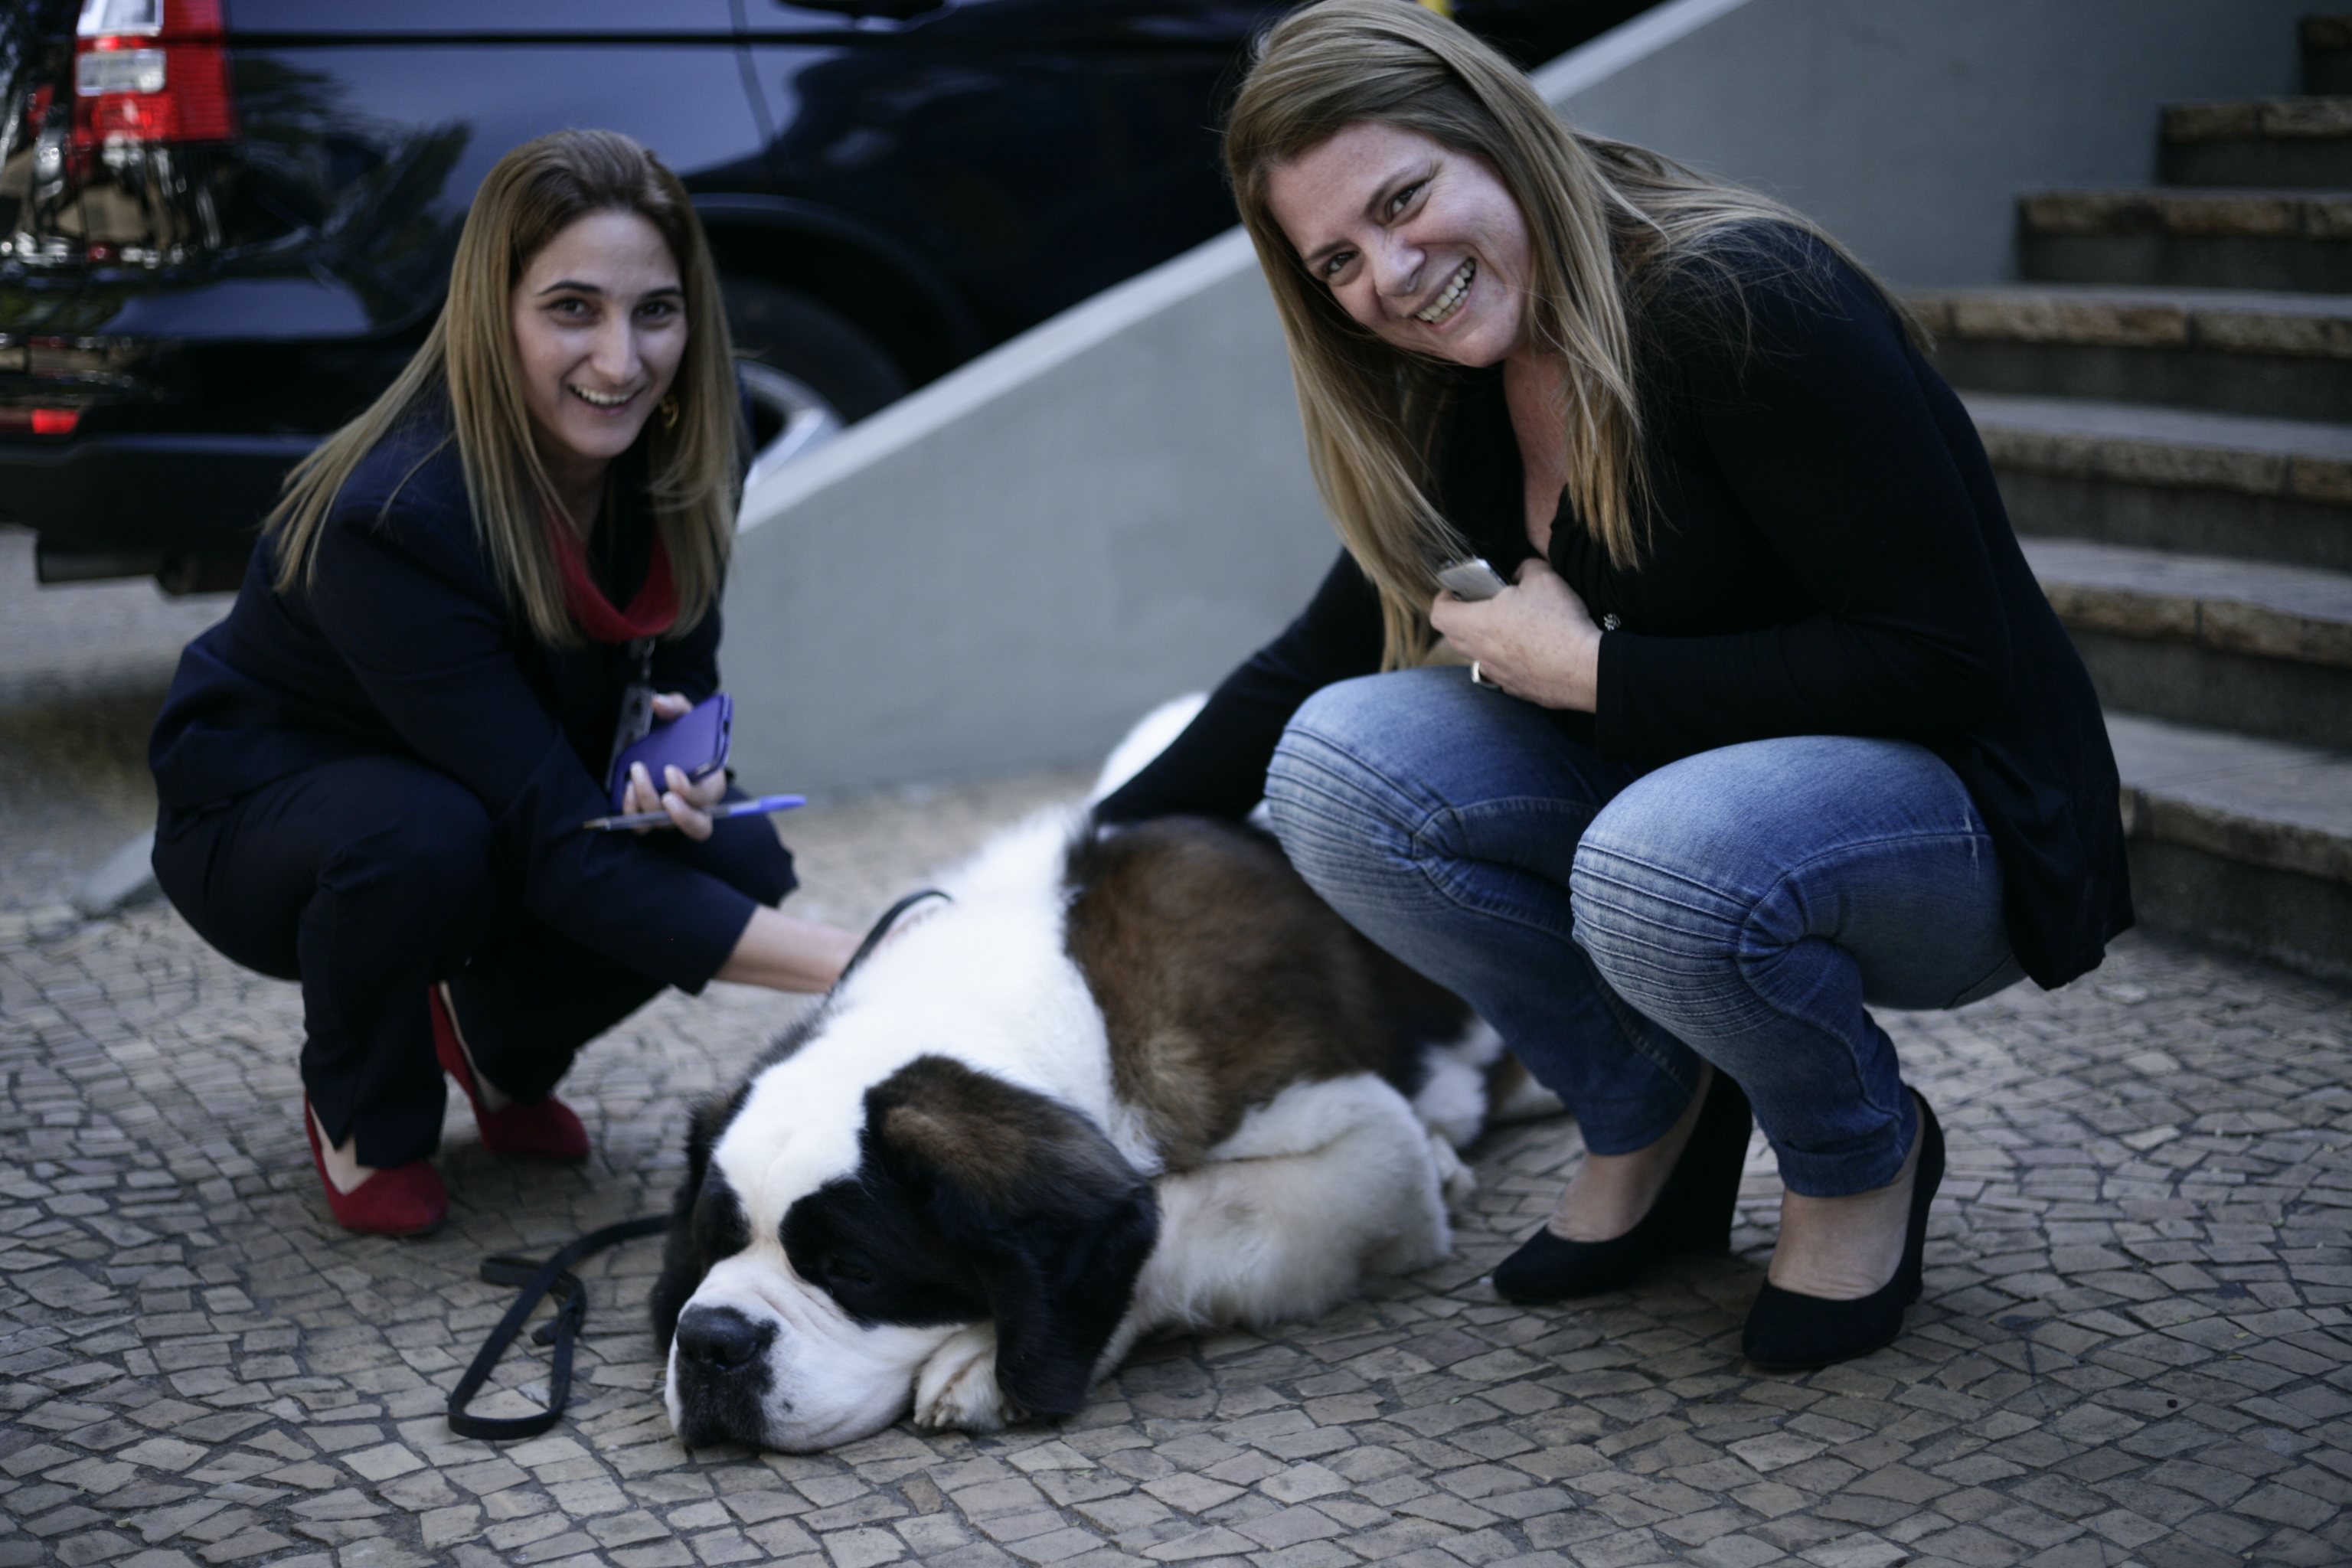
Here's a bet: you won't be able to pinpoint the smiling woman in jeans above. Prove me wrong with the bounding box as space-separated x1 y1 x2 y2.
1094 0 2132 1369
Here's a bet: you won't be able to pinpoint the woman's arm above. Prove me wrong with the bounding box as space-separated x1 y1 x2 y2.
717 906 860 991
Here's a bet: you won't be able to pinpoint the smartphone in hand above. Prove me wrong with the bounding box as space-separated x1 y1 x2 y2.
1436 557 1508 601
609 694 732 812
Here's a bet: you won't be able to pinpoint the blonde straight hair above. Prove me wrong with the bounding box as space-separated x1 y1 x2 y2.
267 129 740 646
1226 0 1918 669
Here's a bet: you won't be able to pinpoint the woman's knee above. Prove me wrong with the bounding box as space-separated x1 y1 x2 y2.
1567 746 1819 1021
1568 831 1746 1029
1269 668 1635 908
670 814 797 908
1569 737 2009 1019
156 760 501 975
1265 673 1457 897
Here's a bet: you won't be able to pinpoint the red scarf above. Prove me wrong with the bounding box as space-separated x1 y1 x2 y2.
546 513 678 642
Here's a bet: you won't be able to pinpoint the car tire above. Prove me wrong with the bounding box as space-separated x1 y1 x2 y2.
722 277 906 423
721 278 909 487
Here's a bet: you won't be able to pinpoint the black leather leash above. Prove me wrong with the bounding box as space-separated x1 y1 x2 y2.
839 886 952 976
446 1214 669 1439
446 887 950 1442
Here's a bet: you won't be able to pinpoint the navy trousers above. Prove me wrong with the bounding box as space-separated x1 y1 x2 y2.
153 755 795 1166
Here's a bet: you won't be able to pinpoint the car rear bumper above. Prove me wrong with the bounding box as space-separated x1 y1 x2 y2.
0 432 316 585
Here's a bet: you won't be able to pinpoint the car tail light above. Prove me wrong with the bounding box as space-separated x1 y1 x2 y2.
0 409 85 436
72 0 234 152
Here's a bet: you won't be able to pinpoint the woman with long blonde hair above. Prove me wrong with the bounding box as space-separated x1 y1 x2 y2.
151 130 856 1236
1099 1 2131 1367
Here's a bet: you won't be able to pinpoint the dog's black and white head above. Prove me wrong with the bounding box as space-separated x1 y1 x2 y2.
650 815 1164 1452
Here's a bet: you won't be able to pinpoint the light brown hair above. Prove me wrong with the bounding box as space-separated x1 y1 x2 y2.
267 129 740 645
1226 0 1915 668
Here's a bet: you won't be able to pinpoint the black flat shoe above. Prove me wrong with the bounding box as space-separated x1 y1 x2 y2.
1743 1093 1945 1370
1493 1070 1753 1303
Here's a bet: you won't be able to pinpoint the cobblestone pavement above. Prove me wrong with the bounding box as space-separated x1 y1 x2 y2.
5 759 2350 1568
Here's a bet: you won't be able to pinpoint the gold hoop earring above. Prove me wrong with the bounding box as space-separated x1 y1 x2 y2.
658 395 680 431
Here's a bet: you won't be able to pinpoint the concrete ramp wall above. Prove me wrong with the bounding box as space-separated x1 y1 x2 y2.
722 230 1322 799
725 0 2302 799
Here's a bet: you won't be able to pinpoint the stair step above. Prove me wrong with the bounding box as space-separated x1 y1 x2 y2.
1965 394 2352 498
1914 283 2352 421
2308 15 2352 96
2020 188 2352 292
2161 97 2352 188
1965 394 2352 570
2108 710 2352 983
2025 537 2352 666
2022 536 2352 750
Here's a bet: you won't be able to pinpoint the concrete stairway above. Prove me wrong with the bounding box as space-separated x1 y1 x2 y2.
1911 12 2352 985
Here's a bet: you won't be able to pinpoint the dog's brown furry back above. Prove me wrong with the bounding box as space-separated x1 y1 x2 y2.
1066 815 1469 1168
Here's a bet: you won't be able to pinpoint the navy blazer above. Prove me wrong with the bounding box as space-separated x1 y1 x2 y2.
150 401 756 989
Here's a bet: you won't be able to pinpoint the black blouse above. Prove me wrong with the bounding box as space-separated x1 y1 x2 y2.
1099 225 2132 989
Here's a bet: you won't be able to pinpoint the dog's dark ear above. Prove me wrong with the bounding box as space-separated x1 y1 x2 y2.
650 1090 748 1351
867 1057 1159 1417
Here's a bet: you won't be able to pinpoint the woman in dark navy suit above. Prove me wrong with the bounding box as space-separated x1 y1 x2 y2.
151 130 856 1235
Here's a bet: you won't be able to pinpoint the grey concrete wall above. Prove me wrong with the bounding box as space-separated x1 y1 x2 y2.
725 0 2302 799
724 234 1331 798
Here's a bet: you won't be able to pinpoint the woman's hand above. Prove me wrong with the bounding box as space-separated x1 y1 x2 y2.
619 691 729 838
1428 557 1604 712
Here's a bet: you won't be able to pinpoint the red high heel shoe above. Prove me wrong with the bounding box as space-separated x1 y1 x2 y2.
305 1099 446 1236
429 985 590 1162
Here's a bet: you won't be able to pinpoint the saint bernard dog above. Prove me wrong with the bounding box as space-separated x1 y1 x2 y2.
650 701 1545 1452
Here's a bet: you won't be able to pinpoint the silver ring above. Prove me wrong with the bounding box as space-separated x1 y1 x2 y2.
1470 661 1496 688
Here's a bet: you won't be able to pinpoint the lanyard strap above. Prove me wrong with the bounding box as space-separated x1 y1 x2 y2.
604 638 657 790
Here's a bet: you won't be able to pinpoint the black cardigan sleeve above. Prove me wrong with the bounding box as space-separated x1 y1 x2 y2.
1095 550 1385 823
1593 242 2013 768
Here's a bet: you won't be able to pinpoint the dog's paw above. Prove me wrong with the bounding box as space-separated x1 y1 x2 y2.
1428 1130 1477 1207
913 1322 1022 1432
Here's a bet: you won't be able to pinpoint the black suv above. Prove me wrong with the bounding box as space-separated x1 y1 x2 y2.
0 0 1625 591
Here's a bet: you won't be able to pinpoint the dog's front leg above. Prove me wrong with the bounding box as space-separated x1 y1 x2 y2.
913 1323 1022 1432
1427 1129 1476 1207
911 1308 1152 1435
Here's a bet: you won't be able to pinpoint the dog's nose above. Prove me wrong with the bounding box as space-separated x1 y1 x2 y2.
675 1305 774 1374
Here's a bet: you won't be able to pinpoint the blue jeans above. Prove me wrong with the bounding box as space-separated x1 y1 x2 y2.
1262 667 2023 1197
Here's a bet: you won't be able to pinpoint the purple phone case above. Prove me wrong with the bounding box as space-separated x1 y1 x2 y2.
609 694 732 812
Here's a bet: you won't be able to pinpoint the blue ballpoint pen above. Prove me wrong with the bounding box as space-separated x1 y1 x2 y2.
582 793 806 832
